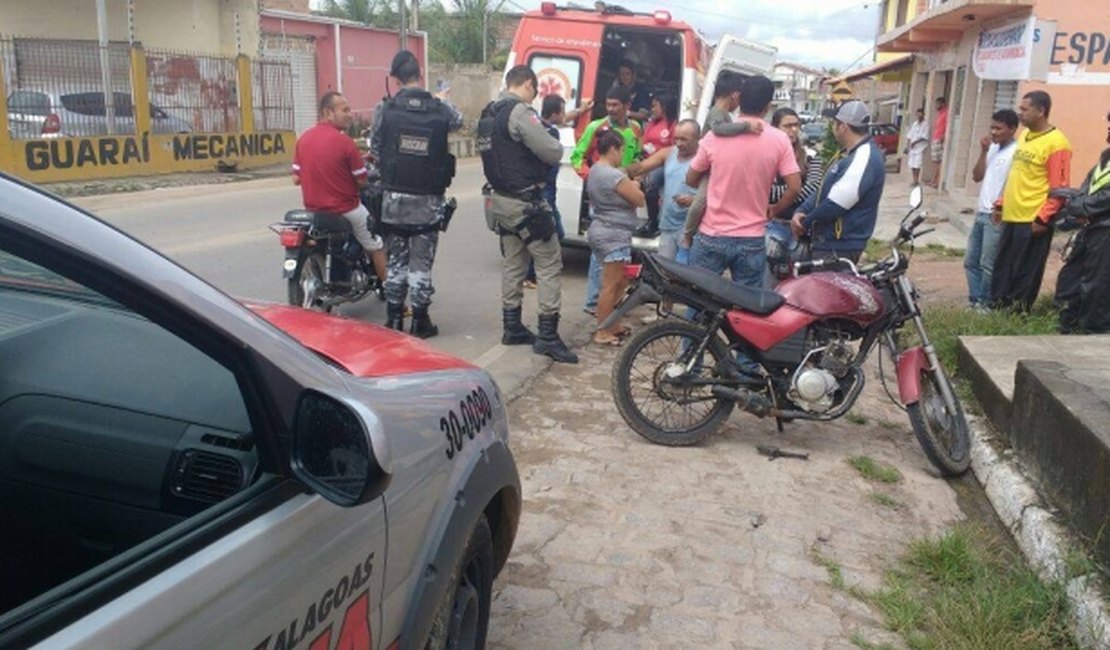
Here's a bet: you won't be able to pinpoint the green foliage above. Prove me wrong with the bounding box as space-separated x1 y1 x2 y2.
867 525 1076 649
426 0 507 65
820 120 841 167
920 299 1059 376
846 413 869 425
847 455 903 484
870 492 903 510
810 547 847 590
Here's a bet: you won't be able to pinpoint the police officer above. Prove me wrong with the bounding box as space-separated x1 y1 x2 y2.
369 50 463 338
479 65 577 363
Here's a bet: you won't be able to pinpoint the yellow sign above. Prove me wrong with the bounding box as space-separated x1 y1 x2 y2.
1 131 294 184
830 81 854 100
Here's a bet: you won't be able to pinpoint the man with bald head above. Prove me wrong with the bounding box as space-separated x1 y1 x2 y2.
627 118 702 262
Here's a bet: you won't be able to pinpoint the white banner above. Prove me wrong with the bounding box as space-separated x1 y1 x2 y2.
973 15 1037 81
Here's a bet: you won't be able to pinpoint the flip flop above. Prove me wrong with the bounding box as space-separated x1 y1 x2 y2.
593 335 624 347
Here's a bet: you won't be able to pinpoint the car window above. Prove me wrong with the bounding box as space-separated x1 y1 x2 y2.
0 245 258 616
59 92 134 118
8 91 49 115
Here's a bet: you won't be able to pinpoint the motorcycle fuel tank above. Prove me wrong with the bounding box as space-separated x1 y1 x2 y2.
775 271 886 326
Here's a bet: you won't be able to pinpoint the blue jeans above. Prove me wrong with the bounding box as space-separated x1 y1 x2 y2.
689 233 766 289
584 251 602 310
688 233 766 375
964 211 1003 305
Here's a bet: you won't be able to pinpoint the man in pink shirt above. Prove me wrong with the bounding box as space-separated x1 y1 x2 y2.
685 75 801 289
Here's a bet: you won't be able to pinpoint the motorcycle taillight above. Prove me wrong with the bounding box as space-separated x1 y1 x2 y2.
623 264 642 280
280 229 306 248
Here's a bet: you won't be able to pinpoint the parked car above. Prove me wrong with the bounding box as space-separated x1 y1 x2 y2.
801 121 827 146
0 171 521 649
6 89 191 138
869 123 900 155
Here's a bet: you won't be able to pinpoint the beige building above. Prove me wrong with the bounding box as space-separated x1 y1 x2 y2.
1 0 262 56
875 0 1110 198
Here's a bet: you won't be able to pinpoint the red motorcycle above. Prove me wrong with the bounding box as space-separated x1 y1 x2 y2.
605 188 970 476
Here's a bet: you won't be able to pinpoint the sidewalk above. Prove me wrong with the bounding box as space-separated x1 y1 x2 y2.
873 168 974 251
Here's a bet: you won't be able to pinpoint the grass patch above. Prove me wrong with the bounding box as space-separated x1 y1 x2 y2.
849 631 896 650
846 413 869 425
919 298 1059 375
848 455 903 484
810 547 847 590
921 242 965 258
867 524 1076 649
870 491 904 510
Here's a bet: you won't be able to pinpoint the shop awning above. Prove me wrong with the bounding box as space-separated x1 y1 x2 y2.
877 0 1035 53
827 54 914 84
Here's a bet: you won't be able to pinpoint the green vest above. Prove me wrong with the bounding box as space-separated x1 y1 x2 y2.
1090 159 1110 195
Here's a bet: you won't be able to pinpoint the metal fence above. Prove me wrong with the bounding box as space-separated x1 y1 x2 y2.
252 59 294 131
1 37 135 138
146 48 240 134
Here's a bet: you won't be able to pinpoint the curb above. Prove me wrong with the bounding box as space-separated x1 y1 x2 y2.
968 415 1110 647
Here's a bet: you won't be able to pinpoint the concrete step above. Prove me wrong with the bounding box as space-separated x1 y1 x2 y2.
958 334 1110 567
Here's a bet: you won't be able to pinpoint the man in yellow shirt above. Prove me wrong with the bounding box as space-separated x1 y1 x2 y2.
990 90 1072 311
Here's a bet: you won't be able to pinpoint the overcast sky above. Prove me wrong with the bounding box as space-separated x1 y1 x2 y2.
311 0 881 70
562 0 883 71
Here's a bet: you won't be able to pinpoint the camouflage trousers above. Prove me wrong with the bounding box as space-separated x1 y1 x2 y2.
384 230 439 307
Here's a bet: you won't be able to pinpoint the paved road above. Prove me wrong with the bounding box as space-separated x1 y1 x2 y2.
75 160 596 394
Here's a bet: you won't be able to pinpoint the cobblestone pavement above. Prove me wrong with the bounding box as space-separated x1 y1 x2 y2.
488 313 966 649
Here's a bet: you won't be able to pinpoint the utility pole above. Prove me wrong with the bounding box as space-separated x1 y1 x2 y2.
399 0 408 49
411 0 419 31
482 7 488 65
95 0 116 135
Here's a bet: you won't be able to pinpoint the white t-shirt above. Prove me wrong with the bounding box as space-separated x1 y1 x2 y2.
907 120 929 152
977 140 1017 213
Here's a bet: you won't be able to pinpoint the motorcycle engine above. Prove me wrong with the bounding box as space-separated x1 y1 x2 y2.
788 334 857 413
350 269 370 294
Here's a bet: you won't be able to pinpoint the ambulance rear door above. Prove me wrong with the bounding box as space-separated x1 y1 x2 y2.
695 34 777 126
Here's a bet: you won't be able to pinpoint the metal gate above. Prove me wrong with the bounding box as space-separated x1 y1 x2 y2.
993 80 1019 112
262 38 317 134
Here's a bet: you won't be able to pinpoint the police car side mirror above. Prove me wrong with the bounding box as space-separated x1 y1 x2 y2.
291 390 392 507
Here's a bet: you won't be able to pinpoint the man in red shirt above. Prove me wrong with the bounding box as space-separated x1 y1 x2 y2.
292 91 386 282
928 96 949 188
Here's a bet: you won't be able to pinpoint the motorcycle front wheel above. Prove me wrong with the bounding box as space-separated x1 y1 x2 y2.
907 367 971 476
611 319 735 446
288 251 331 312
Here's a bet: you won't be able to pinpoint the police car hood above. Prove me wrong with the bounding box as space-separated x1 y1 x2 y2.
245 302 474 378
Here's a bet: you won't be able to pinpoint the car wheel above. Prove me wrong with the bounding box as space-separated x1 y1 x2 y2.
424 515 494 650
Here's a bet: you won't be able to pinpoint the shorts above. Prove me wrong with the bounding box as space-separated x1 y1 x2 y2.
342 204 385 251
907 148 924 170
601 246 632 264
930 140 944 163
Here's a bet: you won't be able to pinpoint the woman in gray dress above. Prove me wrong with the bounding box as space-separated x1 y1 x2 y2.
587 130 645 345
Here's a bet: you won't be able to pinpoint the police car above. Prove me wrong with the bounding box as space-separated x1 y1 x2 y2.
0 172 521 649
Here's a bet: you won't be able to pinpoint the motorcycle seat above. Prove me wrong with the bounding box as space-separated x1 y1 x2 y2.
652 254 785 315
282 210 352 233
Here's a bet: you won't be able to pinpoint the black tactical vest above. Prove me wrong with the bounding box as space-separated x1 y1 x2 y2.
477 98 551 195
378 90 454 195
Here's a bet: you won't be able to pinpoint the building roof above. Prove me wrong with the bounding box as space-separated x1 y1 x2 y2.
774 61 825 77
826 54 914 84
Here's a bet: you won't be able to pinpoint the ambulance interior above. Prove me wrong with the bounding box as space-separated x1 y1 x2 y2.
589 26 685 120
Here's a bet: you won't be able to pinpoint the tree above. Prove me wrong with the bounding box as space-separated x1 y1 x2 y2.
426 0 507 65
320 0 402 29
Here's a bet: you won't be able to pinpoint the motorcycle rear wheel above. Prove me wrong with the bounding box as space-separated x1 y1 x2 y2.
288 251 331 312
611 319 735 446
907 367 971 476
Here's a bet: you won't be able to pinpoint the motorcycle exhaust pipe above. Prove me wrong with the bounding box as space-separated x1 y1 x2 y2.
711 385 774 418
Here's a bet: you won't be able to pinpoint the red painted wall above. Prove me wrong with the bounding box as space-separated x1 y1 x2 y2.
261 15 427 122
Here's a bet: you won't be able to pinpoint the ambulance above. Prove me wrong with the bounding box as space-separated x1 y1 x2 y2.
504 2 778 249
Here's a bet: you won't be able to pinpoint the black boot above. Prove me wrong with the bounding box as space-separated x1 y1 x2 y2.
502 306 535 345
385 302 405 331
532 312 578 364
409 306 439 339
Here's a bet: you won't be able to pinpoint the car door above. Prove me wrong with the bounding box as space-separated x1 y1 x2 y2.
6 91 50 138
0 176 390 650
